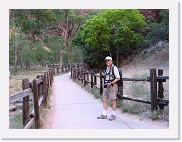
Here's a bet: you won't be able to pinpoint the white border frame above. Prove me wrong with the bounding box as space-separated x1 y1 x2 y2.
0 0 179 139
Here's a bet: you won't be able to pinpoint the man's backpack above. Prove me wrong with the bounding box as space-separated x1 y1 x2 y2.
112 65 123 99
111 65 122 86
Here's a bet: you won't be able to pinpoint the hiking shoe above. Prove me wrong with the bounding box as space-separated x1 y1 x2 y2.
97 114 107 119
109 114 116 121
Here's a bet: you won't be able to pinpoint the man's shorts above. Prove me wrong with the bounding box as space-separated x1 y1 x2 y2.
102 84 118 100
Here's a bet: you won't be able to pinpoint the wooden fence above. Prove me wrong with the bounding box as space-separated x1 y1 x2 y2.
71 65 169 112
47 64 71 75
9 69 54 129
9 64 71 129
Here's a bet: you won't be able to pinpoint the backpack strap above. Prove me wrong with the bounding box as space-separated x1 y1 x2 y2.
112 65 116 80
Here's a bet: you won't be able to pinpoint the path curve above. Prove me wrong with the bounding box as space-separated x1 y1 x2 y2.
45 72 167 129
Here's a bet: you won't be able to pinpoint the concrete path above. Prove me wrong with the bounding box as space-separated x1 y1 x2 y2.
51 72 166 129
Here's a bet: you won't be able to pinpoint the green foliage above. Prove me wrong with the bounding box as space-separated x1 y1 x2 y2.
150 110 159 120
10 9 57 70
44 35 63 64
9 26 32 67
130 83 149 98
71 46 83 63
9 111 23 129
91 87 101 99
81 16 110 50
12 9 56 35
9 46 15 65
21 48 36 69
146 9 169 45
120 101 150 114
78 9 146 67
35 47 48 65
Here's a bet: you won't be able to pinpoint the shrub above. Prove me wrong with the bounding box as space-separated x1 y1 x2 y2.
146 9 169 45
150 110 159 120
130 83 149 98
120 101 150 114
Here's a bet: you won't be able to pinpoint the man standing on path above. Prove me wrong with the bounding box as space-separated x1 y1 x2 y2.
97 56 120 121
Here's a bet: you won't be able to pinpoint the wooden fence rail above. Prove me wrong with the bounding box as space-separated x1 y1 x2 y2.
71 66 169 112
9 63 71 129
47 64 71 75
9 69 54 129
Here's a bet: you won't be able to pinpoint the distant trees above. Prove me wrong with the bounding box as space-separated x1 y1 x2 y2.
48 9 100 66
10 9 100 73
9 9 56 72
9 9 169 71
146 9 169 45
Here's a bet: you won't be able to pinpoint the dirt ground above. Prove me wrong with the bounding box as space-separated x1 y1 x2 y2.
40 82 56 129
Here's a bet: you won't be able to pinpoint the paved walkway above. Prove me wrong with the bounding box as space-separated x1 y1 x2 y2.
51 72 166 129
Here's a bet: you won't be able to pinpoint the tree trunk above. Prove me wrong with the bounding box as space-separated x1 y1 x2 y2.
60 48 65 67
54 51 56 64
42 62 44 68
14 42 18 73
60 10 69 67
68 46 72 63
20 54 23 69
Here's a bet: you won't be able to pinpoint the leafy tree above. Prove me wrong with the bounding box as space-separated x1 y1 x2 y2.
80 9 146 67
46 9 100 66
145 9 169 45
10 9 56 71
21 42 36 70
44 35 64 64
9 25 28 72
34 40 49 67
71 46 83 63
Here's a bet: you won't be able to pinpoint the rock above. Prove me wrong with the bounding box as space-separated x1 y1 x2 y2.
11 98 23 103
9 105 17 111
156 41 169 50
15 103 23 109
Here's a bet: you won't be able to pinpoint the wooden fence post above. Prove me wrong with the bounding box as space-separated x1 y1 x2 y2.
150 68 158 112
22 78 30 126
80 69 83 83
71 65 72 78
158 69 164 110
33 79 40 128
94 69 97 86
47 71 50 88
83 71 86 86
49 69 53 85
99 70 103 95
52 66 55 75
77 70 79 80
37 75 41 98
43 72 48 107
91 70 94 88
41 75 44 97
46 72 49 96
68 64 70 71
118 71 123 102
87 71 89 84
57 67 59 74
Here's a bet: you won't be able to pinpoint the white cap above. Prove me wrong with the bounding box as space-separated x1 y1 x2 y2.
105 56 112 60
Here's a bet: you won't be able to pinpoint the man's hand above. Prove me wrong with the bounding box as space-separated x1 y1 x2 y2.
107 83 112 88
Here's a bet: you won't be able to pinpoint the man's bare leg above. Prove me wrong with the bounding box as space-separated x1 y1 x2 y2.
111 99 117 112
97 98 108 119
103 98 108 110
109 99 117 121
